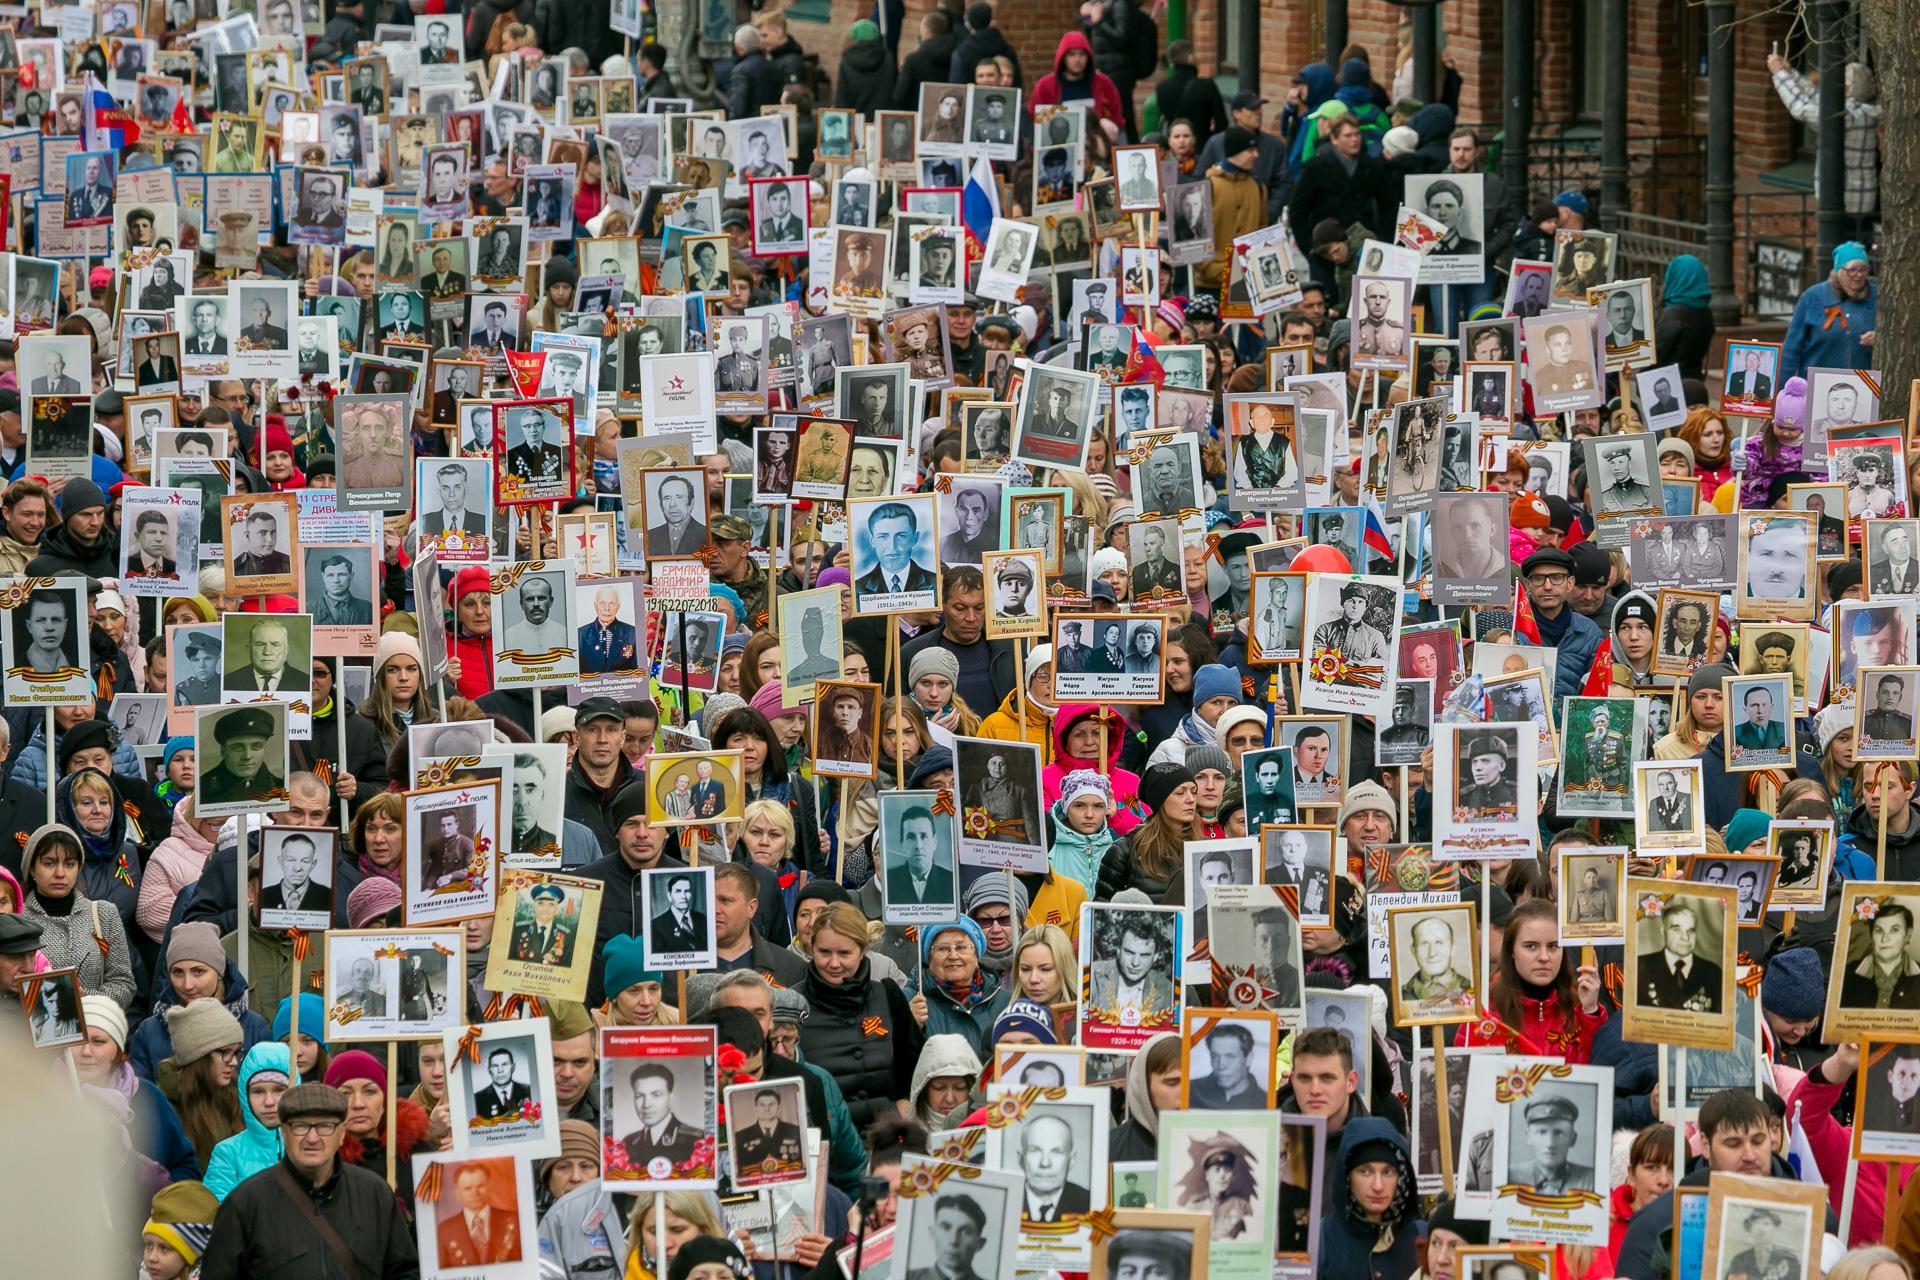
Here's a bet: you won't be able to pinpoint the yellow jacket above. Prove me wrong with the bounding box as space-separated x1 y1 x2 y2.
1195 164 1268 290
977 688 1052 763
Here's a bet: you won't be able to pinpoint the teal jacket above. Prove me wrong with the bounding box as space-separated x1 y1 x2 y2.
202 1042 289 1200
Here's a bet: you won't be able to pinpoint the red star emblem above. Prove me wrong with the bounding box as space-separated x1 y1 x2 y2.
667 375 685 391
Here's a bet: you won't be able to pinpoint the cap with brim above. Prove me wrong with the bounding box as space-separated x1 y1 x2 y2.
710 514 752 541
278 1081 349 1122
0 913 43 954
575 696 624 726
1519 548 1575 578
215 708 274 743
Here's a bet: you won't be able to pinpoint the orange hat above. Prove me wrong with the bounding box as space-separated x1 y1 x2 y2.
1510 492 1552 530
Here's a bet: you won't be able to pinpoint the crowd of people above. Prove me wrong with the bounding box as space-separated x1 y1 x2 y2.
0 3 1901 1280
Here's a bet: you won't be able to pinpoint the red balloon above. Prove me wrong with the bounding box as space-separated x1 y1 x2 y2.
1290 546 1354 574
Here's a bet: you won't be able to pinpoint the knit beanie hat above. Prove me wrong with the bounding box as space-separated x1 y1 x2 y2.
272 993 326 1044
1658 437 1695 468
603 933 661 1000
1060 768 1113 809
1761 947 1826 1021
1024 643 1054 688
165 998 244 1067
166 921 227 979
1542 496 1579 535
375 630 423 676
1214 704 1268 747
346 876 403 928
58 476 107 516
1613 591 1656 631
1687 662 1736 699
920 916 988 966
1505 491 1551 529
1772 376 1809 433
1816 702 1856 755
1185 744 1232 780
540 704 578 739
1338 779 1396 829
847 17 879 41
992 997 1058 1045
1191 663 1241 710
144 1181 219 1267
669 1236 752 1280
909 745 954 788
1139 763 1196 815
1827 559 1863 602
962 872 1030 931
1723 808 1771 855
538 1118 600 1185
82 993 127 1050
794 880 851 912
1426 1198 1490 1247
1311 217 1347 251
609 777 651 830
749 679 806 721
543 255 579 290
325 1048 389 1091
453 564 491 601
908 646 962 690
771 986 810 1028
1348 1134 1401 1171
161 736 195 772
1382 125 1419 160
1091 547 1128 579
57 720 114 773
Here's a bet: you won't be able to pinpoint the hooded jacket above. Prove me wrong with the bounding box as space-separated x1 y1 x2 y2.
1042 705 1144 834
136 801 216 944
832 36 895 116
1603 590 1661 692
128 951 271 1081
976 686 1051 756
1030 31 1124 126
1285 63 1339 178
1317 1118 1423 1280
1108 1031 1174 1160
910 1032 985 1128
1333 60 1389 147
203 1042 290 1200
1409 104 1456 170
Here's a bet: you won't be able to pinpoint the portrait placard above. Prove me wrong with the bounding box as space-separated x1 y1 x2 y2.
1767 820 1834 910
1556 698 1644 819
1488 1062 1611 1245
194 702 291 818
490 561 581 688
403 780 502 927
877 789 960 926
1387 901 1480 1027
442 1017 561 1160
726 1077 810 1188
1853 1041 1920 1160
1557 848 1627 946
221 491 299 596
811 681 880 780
646 749 746 827
19 968 85 1050
848 493 941 615
1 576 90 707
1634 760 1707 855
1153 1109 1281 1279
641 865 717 970
484 868 604 1002
1623 876 1737 1051
954 735 1046 873
1698 1171 1825 1280
893 1157 1021 1280
1077 901 1182 1052
259 826 337 931
324 927 465 1042
598 1025 718 1188
1432 723 1537 861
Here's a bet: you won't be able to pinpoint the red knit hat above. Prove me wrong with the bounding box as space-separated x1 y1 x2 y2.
264 422 295 457
1509 492 1552 530
453 565 492 600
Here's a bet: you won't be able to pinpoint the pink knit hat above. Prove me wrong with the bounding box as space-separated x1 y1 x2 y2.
749 679 806 720
346 876 403 928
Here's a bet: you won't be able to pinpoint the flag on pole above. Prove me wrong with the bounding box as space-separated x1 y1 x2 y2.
1361 501 1395 565
1512 576 1542 645
961 156 998 260
82 74 141 152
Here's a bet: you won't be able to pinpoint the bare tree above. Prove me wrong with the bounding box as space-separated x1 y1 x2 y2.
1861 0 1912 419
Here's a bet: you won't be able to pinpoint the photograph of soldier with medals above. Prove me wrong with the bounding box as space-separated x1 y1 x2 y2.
1557 848 1628 946
1433 723 1537 861
1556 697 1644 818
1634 760 1707 855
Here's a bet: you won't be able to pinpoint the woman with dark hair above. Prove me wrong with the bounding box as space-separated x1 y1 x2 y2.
712 706 824 875
22 820 137 1008
1453 898 1605 1060
1096 764 1203 900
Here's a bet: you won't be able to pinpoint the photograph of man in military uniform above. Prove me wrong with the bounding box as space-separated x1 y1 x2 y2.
1501 1087 1598 1195
1561 699 1632 806
1453 730 1519 819
196 705 287 811
730 1082 805 1178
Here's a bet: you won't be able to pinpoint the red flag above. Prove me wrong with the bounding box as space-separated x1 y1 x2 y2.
1512 576 1542 645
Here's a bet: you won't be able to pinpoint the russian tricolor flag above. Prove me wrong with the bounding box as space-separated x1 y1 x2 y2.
961 156 998 260
81 74 141 153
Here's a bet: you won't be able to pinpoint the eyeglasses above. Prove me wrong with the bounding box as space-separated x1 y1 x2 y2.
286 1120 340 1137
930 941 975 958
213 1046 243 1062
973 913 1013 928
1526 571 1572 587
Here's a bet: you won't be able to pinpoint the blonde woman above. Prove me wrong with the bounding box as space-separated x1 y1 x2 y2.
740 798 806 923
623 1190 732 1280
1013 924 1077 1015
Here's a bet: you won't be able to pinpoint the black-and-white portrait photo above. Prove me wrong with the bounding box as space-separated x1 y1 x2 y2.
641 865 716 969
260 827 336 929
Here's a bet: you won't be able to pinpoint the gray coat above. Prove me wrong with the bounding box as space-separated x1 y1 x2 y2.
25 890 135 1008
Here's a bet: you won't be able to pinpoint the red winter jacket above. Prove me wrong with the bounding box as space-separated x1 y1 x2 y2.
1029 31 1124 129
1454 983 1607 1064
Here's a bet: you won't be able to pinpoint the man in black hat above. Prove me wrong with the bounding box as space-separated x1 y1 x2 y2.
199 1081 419 1276
509 882 576 965
0 913 44 1021
200 707 283 806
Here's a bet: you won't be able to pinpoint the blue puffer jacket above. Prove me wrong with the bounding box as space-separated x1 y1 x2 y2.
202 1042 290 1200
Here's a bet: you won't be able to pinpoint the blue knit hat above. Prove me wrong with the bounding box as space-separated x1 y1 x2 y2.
272 994 329 1049
1833 241 1869 270
908 745 954 789
992 997 1058 1045
162 736 195 771
603 934 662 999
1192 663 1241 710
1761 947 1825 1021
920 916 987 966
1722 809 1771 856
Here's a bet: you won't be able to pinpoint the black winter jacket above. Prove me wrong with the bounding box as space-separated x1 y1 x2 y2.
199 1158 419 1280
729 49 785 120
895 32 959 111
834 39 895 115
25 523 116 578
